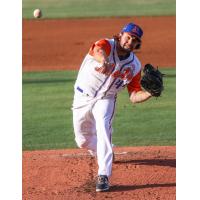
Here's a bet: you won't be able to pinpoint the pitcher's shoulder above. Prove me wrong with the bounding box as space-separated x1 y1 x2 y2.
133 54 141 68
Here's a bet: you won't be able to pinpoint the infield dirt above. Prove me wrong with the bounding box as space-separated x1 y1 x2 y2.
23 146 175 200
22 16 176 200
22 16 176 72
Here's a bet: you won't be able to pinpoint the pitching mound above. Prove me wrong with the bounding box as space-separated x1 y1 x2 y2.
23 146 175 200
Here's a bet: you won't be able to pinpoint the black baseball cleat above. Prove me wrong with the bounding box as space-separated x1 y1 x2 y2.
96 175 109 192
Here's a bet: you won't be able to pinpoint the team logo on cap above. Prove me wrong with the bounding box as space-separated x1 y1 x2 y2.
131 26 142 39
132 26 138 34
122 23 143 38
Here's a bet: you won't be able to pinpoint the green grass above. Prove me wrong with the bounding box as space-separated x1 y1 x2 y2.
22 68 176 150
22 0 176 19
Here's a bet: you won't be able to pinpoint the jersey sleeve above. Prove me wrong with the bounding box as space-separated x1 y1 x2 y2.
127 70 142 94
88 39 111 57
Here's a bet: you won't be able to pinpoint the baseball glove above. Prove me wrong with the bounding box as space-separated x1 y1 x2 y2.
140 63 164 97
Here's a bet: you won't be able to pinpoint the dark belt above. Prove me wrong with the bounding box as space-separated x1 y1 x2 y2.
76 86 83 93
76 86 91 97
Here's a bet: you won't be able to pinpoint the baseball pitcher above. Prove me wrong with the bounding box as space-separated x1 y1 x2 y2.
72 22 163 192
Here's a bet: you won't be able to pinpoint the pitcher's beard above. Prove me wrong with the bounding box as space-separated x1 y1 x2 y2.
122 46 133 53
117 43 133 54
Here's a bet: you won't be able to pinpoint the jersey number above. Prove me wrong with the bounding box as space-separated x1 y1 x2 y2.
115 79 124 89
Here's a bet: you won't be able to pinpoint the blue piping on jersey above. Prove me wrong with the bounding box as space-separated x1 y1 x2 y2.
109 95 117 143
109 95 117 128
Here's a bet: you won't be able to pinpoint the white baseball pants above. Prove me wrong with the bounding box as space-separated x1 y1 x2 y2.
72 93 116 177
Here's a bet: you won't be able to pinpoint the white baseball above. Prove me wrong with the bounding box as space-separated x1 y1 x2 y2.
33 9 42 18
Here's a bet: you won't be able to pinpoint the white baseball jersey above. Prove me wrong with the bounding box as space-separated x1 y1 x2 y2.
74 38 142 102
72 38 142 177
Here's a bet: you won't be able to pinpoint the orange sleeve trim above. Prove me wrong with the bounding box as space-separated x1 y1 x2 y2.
127 70 142 94
88 39 111 57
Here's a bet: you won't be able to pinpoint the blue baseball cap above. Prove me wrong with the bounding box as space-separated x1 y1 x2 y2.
121 23 143 41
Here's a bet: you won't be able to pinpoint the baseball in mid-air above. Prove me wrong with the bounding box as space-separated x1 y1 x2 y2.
33 9 42 18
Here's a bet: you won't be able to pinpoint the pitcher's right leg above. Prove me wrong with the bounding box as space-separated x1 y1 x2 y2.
92 98 116 178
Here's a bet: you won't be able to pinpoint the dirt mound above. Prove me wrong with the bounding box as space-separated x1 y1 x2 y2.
23 146 176 200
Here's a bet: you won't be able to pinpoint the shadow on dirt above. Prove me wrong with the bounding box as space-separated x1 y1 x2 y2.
78 180 176 194
109 182 176 192
114 159 176 168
